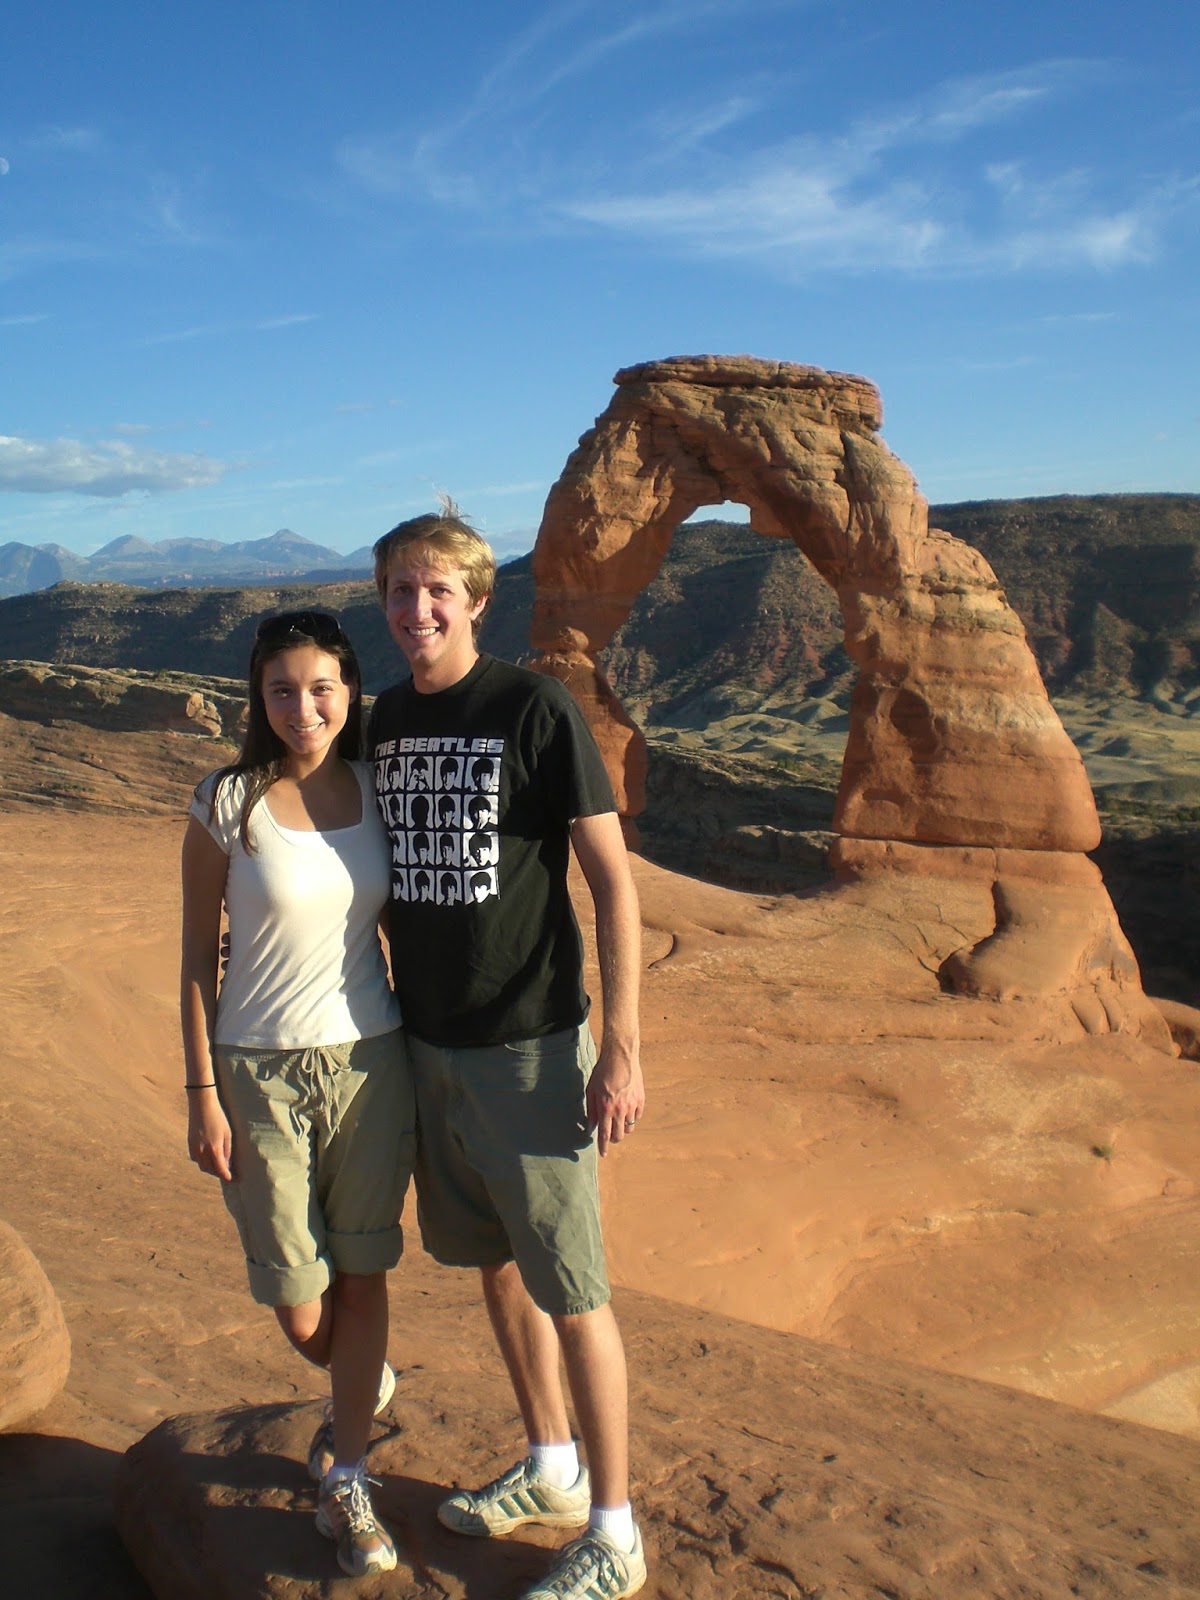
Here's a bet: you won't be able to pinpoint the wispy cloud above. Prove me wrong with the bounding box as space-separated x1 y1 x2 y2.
0 235 108 284
340 31 1187 280
461 479 547 498
22 125 102 155
0 435 232 497
356 443 452 468
267 475 344 490
142 323 222 346
256 313 318 330
1038 310 1117 324
339 0 794 202
143 314 317 346
562 62 1167 274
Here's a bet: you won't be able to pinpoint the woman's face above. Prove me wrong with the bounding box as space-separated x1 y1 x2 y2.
259 645 355 765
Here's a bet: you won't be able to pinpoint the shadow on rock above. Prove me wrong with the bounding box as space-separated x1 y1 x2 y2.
0 1431 154 1599
114 1399 586 1599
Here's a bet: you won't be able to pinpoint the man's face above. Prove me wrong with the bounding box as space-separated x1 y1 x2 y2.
383 557 488 691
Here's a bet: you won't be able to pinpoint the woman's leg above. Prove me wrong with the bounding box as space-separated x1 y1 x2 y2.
328 1269 390 1467
275 1290 334 1367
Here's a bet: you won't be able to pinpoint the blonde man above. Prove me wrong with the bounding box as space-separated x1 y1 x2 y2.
369 511 646 1600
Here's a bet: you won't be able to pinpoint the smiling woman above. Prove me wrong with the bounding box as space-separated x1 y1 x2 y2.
177 606 413 1578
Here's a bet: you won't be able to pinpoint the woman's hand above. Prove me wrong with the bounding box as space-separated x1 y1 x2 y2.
187 1088 233 1181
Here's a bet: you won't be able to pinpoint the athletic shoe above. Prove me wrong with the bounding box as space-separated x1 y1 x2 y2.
438 1458 591 1537
316 1468 397 1577
306 1360 397 1482
520 1527 646 1600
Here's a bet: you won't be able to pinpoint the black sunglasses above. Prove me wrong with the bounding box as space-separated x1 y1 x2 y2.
253 609 348 649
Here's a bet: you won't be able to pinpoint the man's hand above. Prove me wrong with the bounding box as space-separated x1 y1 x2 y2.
586 1043 646 1156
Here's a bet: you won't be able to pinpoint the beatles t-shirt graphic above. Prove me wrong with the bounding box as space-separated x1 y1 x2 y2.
376 735 501 906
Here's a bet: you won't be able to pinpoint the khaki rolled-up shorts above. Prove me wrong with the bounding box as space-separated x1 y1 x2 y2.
408 1023 610 1317
214 1027 415 1307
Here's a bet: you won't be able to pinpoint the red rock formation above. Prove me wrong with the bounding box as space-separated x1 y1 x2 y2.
113 1291 1200 1600
531 355 1097 850
0 1220 70 1431
529 355 1159 1037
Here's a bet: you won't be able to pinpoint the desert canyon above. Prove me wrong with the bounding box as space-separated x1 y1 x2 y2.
3 356 1200 1598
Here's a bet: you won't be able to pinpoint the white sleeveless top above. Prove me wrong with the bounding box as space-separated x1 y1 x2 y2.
191 761 401 1048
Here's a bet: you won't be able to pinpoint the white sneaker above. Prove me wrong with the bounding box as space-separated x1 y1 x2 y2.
520 1526 646 1599
438 1457 591 1537
315 1467 397 1577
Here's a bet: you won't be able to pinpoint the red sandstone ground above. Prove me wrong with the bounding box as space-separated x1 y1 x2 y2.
2 722 1199 1596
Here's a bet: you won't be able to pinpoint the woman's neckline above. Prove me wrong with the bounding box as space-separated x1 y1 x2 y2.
262 761 364 835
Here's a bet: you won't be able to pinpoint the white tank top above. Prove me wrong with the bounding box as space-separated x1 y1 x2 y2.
191 761 402 1048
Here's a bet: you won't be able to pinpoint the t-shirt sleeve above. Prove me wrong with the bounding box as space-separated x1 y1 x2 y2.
189 771 241 855
529 679 616 824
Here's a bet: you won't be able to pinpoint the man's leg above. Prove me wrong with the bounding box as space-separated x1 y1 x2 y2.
481 1260 572 1445
553 1301 628 1510
437 1262 591 1537
519 1302 645 1600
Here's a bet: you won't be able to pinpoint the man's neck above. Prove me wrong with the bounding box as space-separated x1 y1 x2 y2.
410 646 481 695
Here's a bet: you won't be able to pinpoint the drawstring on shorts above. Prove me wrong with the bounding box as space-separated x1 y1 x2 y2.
288 1043 355 1141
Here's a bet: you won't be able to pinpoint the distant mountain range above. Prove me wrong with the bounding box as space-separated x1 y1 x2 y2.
0 529 374 597
2 495 1199 709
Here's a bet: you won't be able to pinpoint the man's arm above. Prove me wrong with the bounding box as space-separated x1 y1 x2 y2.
570 810 645 1155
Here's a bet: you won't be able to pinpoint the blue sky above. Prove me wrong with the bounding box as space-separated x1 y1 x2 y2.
2 0 1196 562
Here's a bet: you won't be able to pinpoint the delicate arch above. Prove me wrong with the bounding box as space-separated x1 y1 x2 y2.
528 355 1098 856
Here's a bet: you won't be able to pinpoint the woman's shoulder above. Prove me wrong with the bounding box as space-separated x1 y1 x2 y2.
193 766 248 807
190 769 254 848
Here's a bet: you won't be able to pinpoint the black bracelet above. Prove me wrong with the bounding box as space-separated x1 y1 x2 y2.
185 1083 217 1092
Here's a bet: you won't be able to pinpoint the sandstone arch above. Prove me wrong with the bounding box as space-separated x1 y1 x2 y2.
529 355 1168 1039
530 354 1095 849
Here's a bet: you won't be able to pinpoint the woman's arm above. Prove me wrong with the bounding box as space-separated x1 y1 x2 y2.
180 816 234 1182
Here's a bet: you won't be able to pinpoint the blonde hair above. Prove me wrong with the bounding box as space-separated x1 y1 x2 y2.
373 510 496 634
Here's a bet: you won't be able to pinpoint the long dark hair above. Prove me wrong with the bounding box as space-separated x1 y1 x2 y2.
206 609 364 851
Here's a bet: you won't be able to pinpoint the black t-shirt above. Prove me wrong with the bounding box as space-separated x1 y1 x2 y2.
367 654 616 1046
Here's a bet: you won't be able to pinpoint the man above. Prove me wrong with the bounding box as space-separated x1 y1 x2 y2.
368 510 647 1600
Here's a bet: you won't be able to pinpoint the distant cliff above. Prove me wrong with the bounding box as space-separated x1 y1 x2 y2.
486 495 1200 715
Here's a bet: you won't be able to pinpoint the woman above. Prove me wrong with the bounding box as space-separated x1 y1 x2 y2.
180 609 411 1577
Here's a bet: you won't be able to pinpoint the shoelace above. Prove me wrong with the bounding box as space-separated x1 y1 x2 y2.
474 1460 531 1503
547 1535 623 1596
328 1473 383 1535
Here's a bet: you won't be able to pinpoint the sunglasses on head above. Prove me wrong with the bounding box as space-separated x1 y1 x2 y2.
253 609 347 649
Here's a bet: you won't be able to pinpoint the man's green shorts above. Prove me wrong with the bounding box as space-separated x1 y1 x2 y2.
215 1028 414 1307
408 1024 611 1317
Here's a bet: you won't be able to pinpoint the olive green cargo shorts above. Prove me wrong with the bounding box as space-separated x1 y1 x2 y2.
214 1028 415 1307
407 1024 611 1316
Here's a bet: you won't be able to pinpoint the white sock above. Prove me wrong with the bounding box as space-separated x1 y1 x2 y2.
325 1460 362 1486
528 1439 580 1488
590 1503 636 1551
